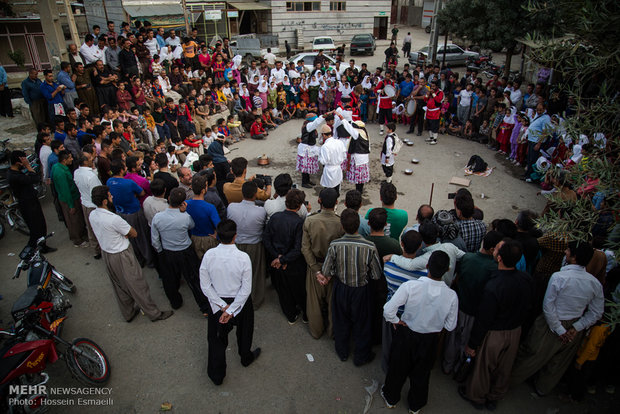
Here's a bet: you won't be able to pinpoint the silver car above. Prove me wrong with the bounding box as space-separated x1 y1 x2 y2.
408 44 479 67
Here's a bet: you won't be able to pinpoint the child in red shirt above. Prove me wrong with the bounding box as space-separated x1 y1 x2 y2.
250 117 266 140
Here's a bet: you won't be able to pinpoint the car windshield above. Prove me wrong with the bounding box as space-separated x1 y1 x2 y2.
290 53 305 62
353 35 372 41
314 38 333 45
419 46 429 53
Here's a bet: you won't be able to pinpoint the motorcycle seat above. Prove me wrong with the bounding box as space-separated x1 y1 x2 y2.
11 286 41 317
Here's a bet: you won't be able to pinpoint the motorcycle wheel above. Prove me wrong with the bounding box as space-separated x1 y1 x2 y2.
66 338 111 385
53 270 76 293
7 209 29 235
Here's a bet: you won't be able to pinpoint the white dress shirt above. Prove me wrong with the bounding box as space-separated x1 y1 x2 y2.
39 145 52 180
73 166 102 209
270 68 286 84
384 277 458 334
80 43 101 65
227 200 267 244
200 243 252 316
391 242 466 287
288 69 300 79
543 264 604 335
264 195 308 222
319 137 347 188
144 38 159 57
510 88 523 108
339 118 369 165
89 207 131 254
165 36 181 47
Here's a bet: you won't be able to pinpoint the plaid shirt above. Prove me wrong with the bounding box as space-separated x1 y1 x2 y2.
322 234 382 287
535 232 568 277
456 219 487 253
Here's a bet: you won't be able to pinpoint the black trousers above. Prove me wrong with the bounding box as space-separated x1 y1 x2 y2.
18 199 47 247
427 118 439 133
207 297 255 384
378 107 392 125
271 265 307 321
408 107 425 134
0 86 13 117
525 141 540 177
301 172 311 185
382 164 394 178
331 279 372 364
161 247 210 313
383 328 439 412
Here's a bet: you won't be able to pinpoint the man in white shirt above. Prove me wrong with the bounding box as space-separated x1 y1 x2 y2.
80 34 101 65
270 61 286 84
200 219 261 385
38 132 53 183
381 250 458 413
263 173 308 222
318 125 347 196
165 30 181 47
89 185 173 322
511 241 604 396
509 80 523 110
457 83 474 124
263 48 276 67
73 152 102 258
144 29 159 57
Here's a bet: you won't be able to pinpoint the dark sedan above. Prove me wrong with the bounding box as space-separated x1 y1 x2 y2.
350 34 376 56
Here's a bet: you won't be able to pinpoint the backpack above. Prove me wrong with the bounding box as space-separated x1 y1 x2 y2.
391 133 403 154
467 155 487 173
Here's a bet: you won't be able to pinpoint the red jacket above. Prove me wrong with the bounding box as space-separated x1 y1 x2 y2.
375 79 395 109
250 121 264 136
425 89 444 120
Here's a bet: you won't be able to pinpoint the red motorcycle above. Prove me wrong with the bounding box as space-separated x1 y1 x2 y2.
0 289 110 413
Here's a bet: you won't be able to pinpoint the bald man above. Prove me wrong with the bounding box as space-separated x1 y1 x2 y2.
178 167 194 199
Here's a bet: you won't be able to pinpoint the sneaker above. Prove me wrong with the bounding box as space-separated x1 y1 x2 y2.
74 241 89 248
429 139 437 145
525 178 532 183
425 137 433 142
379 131 384 135
380 387 396 409
301 314 308 324
409 410 420 414
287 314 300 325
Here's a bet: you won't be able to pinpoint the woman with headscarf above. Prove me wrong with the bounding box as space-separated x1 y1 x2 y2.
308 75 320 105
334 81 343 108
239 83 252 111
267 81 278 109
248 74 259 94
496 105 517 155
300 79 310 105
258 78 269 110
324 81 335 111
318 81 327 114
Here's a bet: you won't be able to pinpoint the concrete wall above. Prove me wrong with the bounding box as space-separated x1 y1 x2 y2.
267 0 392 48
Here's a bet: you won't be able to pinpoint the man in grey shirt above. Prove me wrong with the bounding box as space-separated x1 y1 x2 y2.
151 187 210 315
105 37 121 73
227 181 267 309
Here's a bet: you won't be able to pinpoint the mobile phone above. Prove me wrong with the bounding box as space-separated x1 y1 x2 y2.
448 193 456 199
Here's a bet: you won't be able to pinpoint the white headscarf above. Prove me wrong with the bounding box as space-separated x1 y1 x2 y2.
570 144 583 164
309 76 320 87
240 84 249 97
258 80 268 93
361 75 372 89
503 106 517 124
283 76 291 86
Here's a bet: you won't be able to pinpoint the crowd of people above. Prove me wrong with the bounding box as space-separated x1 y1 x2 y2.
5 19 618 414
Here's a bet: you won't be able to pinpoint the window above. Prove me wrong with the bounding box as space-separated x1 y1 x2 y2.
330 1 346 11
286 1 321 12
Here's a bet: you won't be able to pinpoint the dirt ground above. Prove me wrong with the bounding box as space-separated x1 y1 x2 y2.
1 26 617 414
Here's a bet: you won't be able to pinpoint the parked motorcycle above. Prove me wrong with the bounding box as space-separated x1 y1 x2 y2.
466 52 493 70
14 233 76 295
0 297 111 412
0 181 29 237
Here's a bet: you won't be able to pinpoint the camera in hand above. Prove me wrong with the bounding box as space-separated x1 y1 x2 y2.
254 174 272 187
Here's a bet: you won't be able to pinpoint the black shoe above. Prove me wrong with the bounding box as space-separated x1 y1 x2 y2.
171 300 183 310
308 181 316 186
126 308 140 323
93 253 102 260
339 355 348 362
354 351 376 367
152 310 174 322
485 400 497 411
458 386 484 410
416 132 422 136
301 183 313 188
301 314 308 324
210 377 223 386
41 246 57 253
242 348 261 367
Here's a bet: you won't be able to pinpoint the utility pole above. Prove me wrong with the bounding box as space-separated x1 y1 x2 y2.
181 0 191 36
428 0 442 65
62 0 81 47
38 0 68 70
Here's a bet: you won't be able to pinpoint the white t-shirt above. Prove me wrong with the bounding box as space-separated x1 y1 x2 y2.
459 89 473 107
263 52 276 66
